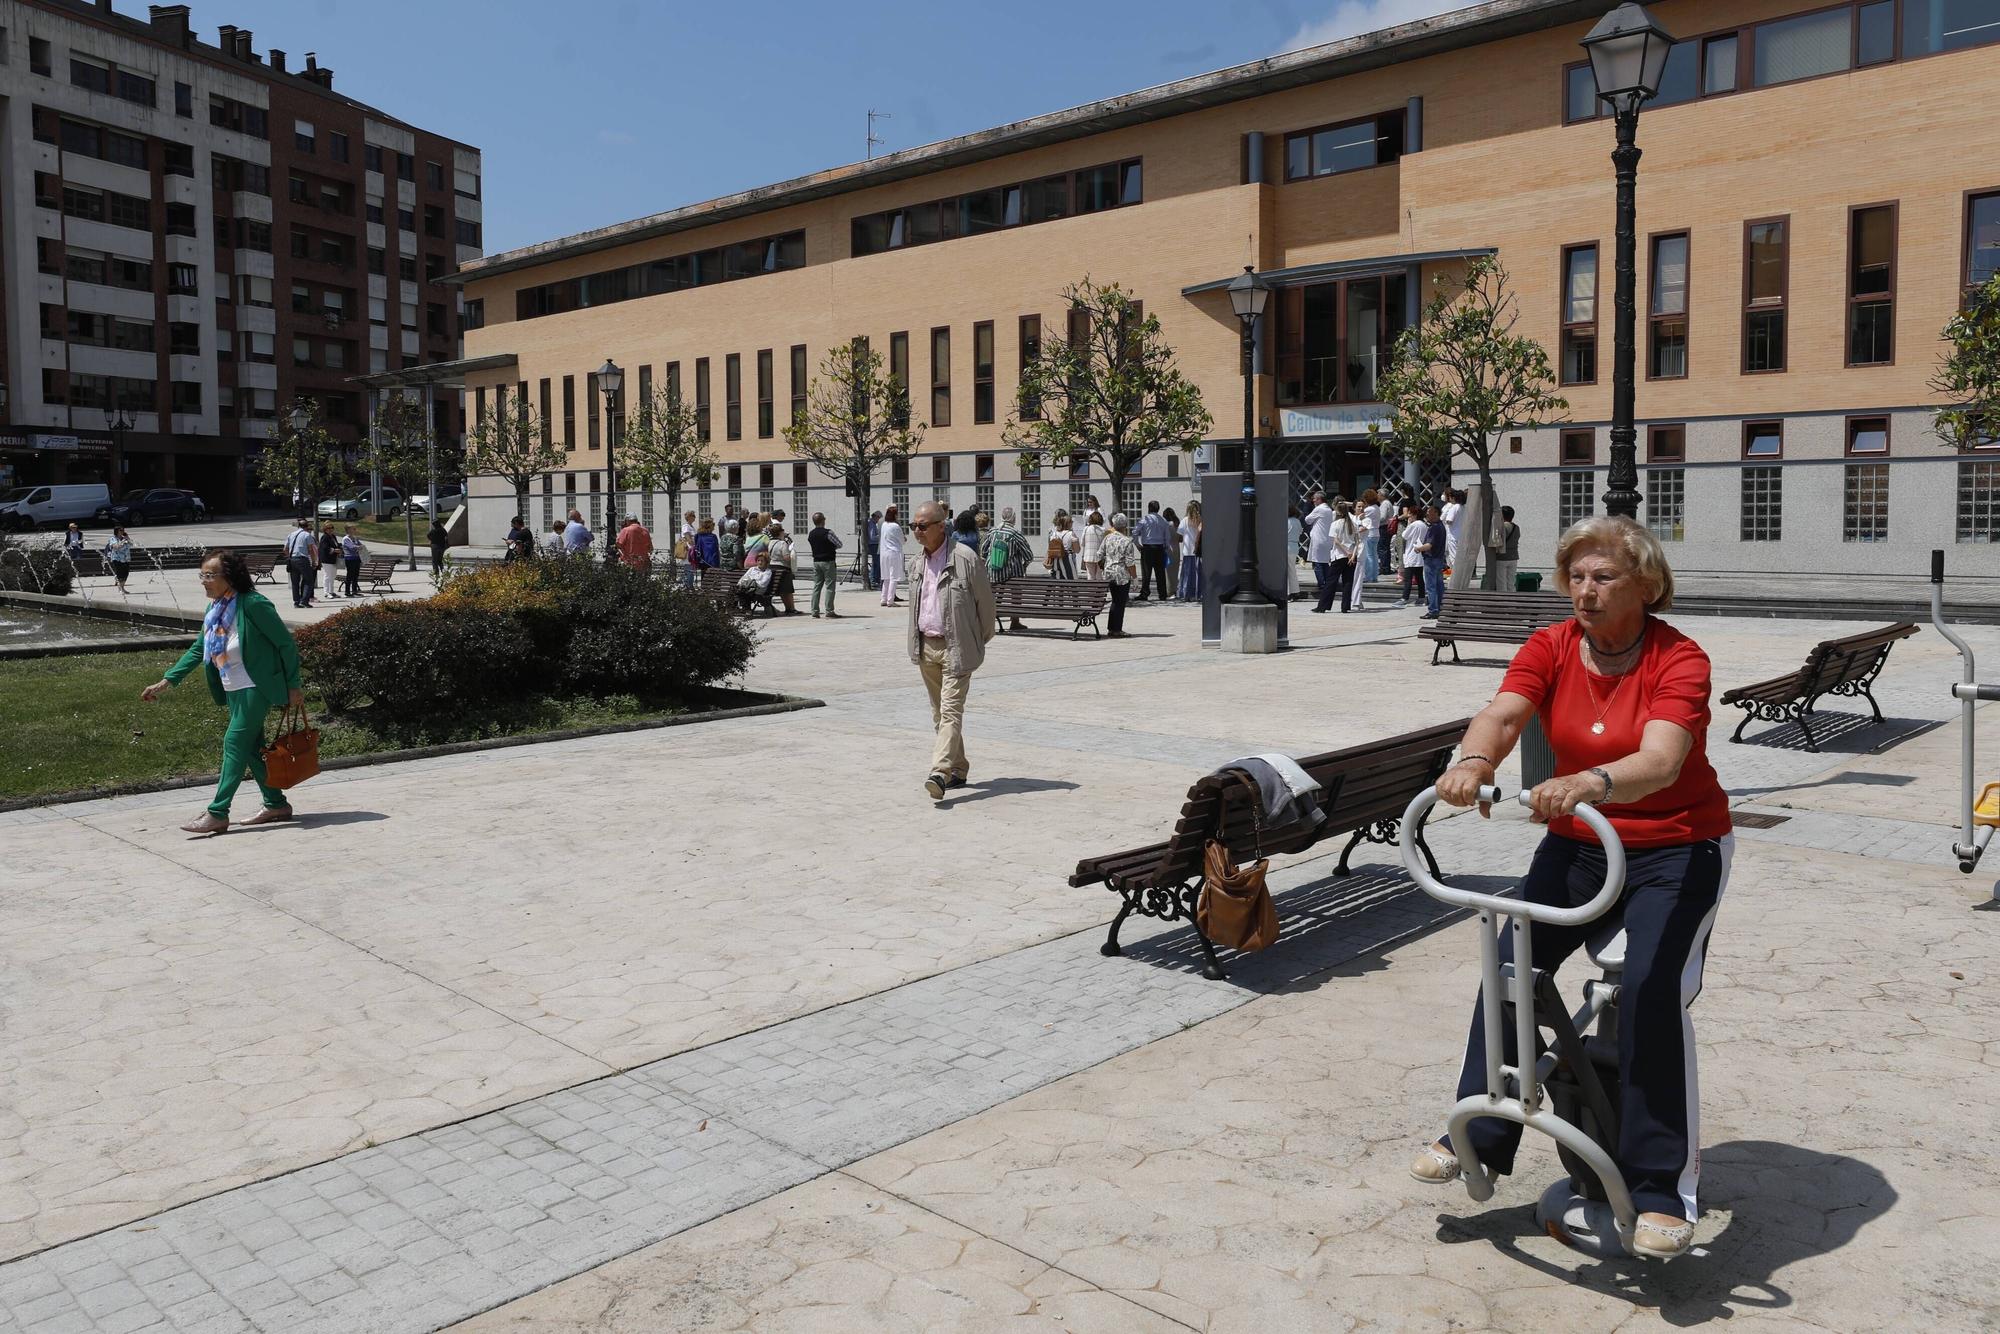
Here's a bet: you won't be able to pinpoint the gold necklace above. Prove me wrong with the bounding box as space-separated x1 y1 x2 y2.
1579 628 1643 735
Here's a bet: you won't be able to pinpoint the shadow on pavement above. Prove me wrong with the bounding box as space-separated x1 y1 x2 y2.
287 810 389 829
941 777 1082 806
1728 769 1915 800
1431 1140 1896 1325
1726 712 1939 754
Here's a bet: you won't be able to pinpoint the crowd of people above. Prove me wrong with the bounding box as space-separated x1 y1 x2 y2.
1289 486 1521 620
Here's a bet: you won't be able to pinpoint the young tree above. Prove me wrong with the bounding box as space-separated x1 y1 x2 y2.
783 341 925 584
1004 279 1212 511
362 393 435 570
1367 257 1568 590
620 382 716 576
464 400 564 517
1932 274 2000 452
254 398 347 520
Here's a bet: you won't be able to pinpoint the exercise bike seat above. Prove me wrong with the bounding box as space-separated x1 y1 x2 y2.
1584 921 1627 972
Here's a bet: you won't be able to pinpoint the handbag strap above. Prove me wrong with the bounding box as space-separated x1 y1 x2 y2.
1230 769 1266 861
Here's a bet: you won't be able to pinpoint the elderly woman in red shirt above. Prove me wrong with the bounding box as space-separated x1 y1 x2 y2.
1408 515 1732 1259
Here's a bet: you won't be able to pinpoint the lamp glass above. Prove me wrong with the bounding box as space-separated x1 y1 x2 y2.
597 359 623 396
1582 3 1675 102
1227 269 1269 320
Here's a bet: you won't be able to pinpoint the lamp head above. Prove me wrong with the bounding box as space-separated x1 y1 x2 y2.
597 359 623 397
1227 265 1268 321
1582 2 1675 115
289 403 310 431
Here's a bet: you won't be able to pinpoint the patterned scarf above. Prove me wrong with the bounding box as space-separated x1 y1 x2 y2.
202 594 237 670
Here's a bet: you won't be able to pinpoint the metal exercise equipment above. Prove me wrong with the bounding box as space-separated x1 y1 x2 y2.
1930 549 2000 876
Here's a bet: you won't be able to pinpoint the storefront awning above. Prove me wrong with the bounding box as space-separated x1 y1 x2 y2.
348 352 517 390
1181 247 1495 297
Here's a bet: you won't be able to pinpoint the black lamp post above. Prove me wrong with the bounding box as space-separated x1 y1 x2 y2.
1581 2 1674 520
597 358 622 559
107 398 133 488
1226 265 1270 603
289 403 311 519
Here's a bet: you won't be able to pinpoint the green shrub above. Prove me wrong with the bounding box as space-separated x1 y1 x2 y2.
557 563 753 696
297 602 537 731
0 538 76 595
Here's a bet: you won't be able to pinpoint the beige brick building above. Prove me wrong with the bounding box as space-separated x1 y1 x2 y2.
449 0 2000 581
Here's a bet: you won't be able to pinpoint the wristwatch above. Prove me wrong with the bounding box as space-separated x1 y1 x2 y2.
1588 766 1616 802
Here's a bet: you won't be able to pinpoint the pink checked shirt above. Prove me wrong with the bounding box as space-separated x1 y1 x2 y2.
917 541 950 637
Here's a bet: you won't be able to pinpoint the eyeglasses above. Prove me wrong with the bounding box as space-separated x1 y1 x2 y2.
910 520 938 532
198 570 224 581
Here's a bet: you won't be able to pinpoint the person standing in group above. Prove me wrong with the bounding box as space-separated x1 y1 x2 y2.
1099 512 1140 639
878 504 905 605
1305 490 1338 612
1442 487 1470 585
318 521 342 601
1495 506 1521 592
140 550 305 835
1398 503 1427 607
504 515 535 562
562 509 592 554
952 510 981 553
103 526 133 594
543 519 566 556
427 516 451 574
615 515 653 572
1177 502 1204 602
679 511 699 589
693 517 721 574
341 526 366 595
766 521 800 614
1323 499 1360 614
1054 512 1081 578
807 511 843 618
1045 512 1071 579
285 519 317 608
719 518 744 571
1081 511 1106 579
865 510 883 589
1413 502 1448 618
1359 488 1384 586
1162 506 1182 597
1133 501 1170 602
906 501 996 801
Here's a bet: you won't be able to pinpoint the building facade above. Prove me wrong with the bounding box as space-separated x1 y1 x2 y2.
453 0 2000 583
0 0 481 508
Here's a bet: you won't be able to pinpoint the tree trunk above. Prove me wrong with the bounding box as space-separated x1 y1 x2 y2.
1475 462 1500 592
666 482 681 579
403 492 417 573
853 476 872 587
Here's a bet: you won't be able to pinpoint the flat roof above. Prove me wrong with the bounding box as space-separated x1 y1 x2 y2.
452 0 1598 287
1183 247 1498 295
349 353 517 390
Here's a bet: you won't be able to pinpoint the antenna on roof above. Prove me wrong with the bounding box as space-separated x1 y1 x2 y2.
866 109 891 160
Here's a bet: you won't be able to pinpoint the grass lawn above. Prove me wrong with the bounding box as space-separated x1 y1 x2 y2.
0 649 689 803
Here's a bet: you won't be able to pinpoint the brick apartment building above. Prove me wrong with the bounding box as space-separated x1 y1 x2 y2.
0 0 481 510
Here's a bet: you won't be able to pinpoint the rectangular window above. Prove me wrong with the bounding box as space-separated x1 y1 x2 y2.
850 161 1135 256
756 349 774 438
1019 315 1042 420
562 375 576 448
1743 218 1789 373
972 321 995 424
587 371 601 450
1846 415 1890 455
365 143 383 172
1969 190 2000 291
725 353 742 440
1563 63 1602 123
31 36 50 75
1021 483 1042 536
1703 34 1739 94
1905 0 2000 56
1957 460 2000 542
1284 109 1405 180
294 120 315 153
329 132 349 163
851 336 872 425
1741 466 1783 541
539 379 553 445
695 358 711 441
888 332 910 428
1844 463 1890 542
1647 465 1686 539
1858 0 1896 63
1561 244 1598 385
789 345 807 426
1648 232 1689 379
1848 204 1896 366
175 81 193 117
1755 8 1853 87
1743 420 1784 458
1647 424 1686 463
1559 470 1595 531
930 326 952 427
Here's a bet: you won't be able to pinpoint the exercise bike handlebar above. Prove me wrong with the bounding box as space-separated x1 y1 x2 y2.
1399 785 1627 926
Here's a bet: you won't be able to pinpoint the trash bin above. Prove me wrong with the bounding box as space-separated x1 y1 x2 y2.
1514 571 1543 592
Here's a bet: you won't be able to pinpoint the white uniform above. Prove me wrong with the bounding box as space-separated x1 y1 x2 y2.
1304 503 1336 564
878 520 905 604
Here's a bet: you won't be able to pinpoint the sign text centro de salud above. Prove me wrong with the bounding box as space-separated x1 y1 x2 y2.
1279 405 1391 438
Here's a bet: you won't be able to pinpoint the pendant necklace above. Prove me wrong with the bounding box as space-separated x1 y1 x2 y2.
1581 626 1644 735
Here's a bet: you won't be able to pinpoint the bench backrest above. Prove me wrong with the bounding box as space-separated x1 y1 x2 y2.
1796 622 1917 695
1435 589 1572 631
995 578 1109 609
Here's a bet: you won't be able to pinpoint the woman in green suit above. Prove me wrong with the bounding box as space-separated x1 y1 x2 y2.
141 549 305 835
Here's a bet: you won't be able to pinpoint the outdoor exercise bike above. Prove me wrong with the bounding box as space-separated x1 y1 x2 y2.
1399 783 1650 1260
1930 549 2000 882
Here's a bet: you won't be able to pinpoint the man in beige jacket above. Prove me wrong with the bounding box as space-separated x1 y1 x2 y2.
906 500 997 800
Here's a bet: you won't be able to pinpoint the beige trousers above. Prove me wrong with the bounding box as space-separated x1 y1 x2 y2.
918 636 971 779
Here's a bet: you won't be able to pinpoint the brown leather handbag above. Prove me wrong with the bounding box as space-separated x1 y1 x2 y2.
261 702 322 789
1196 773 1280 952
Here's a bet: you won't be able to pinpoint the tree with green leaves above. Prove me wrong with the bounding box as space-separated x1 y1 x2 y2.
254 399 348 520
361 393 438 570
1004 279 1212 511
783 341 925 584
620 382 716 575
1933 274 2000 453
464 400 564 516
1367 257 1568 590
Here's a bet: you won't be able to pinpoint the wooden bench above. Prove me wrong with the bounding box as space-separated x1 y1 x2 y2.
358 555 403 594
695 566 780 615
1719 622 1918 751
242 551 281 585
1419 589 1572 664
994 576 1112 639
1070 718 1469 979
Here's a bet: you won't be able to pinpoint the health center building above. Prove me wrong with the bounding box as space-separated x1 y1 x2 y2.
449 0 2000 584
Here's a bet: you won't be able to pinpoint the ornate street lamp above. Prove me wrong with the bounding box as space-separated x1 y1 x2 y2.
597 358 623 558
289 402 311 519
1226 265 1270 604
107 397 134 486
1581 1 1674 520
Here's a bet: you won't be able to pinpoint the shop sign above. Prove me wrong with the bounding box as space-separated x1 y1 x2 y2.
1279 405 1391 437
29 432 110 453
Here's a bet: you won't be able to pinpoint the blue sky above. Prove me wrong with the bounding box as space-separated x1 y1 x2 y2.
229 0 1456 255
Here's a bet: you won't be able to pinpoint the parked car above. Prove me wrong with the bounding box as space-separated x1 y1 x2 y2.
96 488 208 526
0 483 113 531
405 486 467 516
316 487 403 521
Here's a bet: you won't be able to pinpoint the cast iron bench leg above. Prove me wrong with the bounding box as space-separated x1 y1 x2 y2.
1729 709 1754 744
1191 918 1227 981
1793 704 1818 752
1101 894 1133 957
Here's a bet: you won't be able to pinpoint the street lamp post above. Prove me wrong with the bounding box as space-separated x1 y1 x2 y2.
1581 2 1674 520
289 403 311 520
597 359 623 560
106 398 133 488
1225 266 1270 604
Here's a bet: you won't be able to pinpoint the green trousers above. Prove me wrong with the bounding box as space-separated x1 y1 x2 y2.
210 689 286 819
811 559 839 614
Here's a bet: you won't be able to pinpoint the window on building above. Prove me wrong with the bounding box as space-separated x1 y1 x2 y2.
293 337 313 367
1848 204 1896 366
1646 429 1686 542
1756 8 1855 87
1743 420 1783 458
1559 469 1596 531
1561 244 1598 385
328 131 348 163
972 321 995 424
1019 315 1043 420
695 358 711 441
1741 466 1783 541
1021 482 1042 535
1284 109 1405 180
174 81 192 117
1274 272 1410 405
930 327 952 427
788 345 807 427
422 204 443 238
463 298 484 330
888 332 910 428
398 256 417 281
1844 463 1890 541
756 349 774 439
587 371 602 449
455 220 481 248
1905 0 2000 55
757 463 775 516
294 120 315 153
538 379 553 445
31 36 50 75
561 375 576 448
426 160 444 189
1647 424 1686 463
398 207 415 232
850 160 1138 257
1847 415 1890 455
1648 232 1689 379
1970 191 2000 293
364 143 382 171
1744 218 1789 373
724 353 742 440
396 151 414 176
1958 460 2000 542
1703 34 1739 94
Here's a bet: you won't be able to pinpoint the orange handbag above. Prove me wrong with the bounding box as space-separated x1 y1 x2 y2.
1195 773 1281 952
262 702 322 789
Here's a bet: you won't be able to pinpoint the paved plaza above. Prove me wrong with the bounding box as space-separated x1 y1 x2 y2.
3 579 1998 1331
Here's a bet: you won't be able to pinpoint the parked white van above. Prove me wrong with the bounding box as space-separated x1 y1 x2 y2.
0 483 113 531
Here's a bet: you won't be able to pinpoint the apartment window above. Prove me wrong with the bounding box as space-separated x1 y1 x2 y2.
562 375 576 448
1561 244 1598 385
1019 315 1043 420
455 220 481 248
758 464 775 516
539 379 553 445
1274 274 1408 405
1284 109 1405 180
398 256 417 281
365 143 383 171
396 151 415 176
293 337 313 368
888 332 910 428
1847 415 1890 455
1844 464 1890 542
330 132 349 164
1743 420 1784 458
850 160 1139 257
398 207 415 232
423 205 444 238
695 358 711 441
167 263 198 295
70 57 111 95
1647 424 1686 463
31 36 50 75
368 247 385 275
756 349 774 439
1021 483 1042 535
1648 232 1689 379
789 345 807 426
1559 469 1596 531
294 120 315 153
1848 204 1896 366
175 81 192 117
1646 471 1686 542
164 143 193 177
1741 466 1783 541
1703 34 1739 94
463 298 484 330
587 371 602 449
725 354 743 440
1970 191 2000 292
1957 460 2000 542
239 275 273 308
426 161 445 190
973 322 996 424
1755 8 1854 86
930 327 952 427
1743 218 1789 373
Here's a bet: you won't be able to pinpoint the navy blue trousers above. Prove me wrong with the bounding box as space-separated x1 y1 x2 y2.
1451 833 1731 1218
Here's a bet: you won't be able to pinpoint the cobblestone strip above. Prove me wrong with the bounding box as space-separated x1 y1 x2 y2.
1729 802 1962 867
0 841 1479 1334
